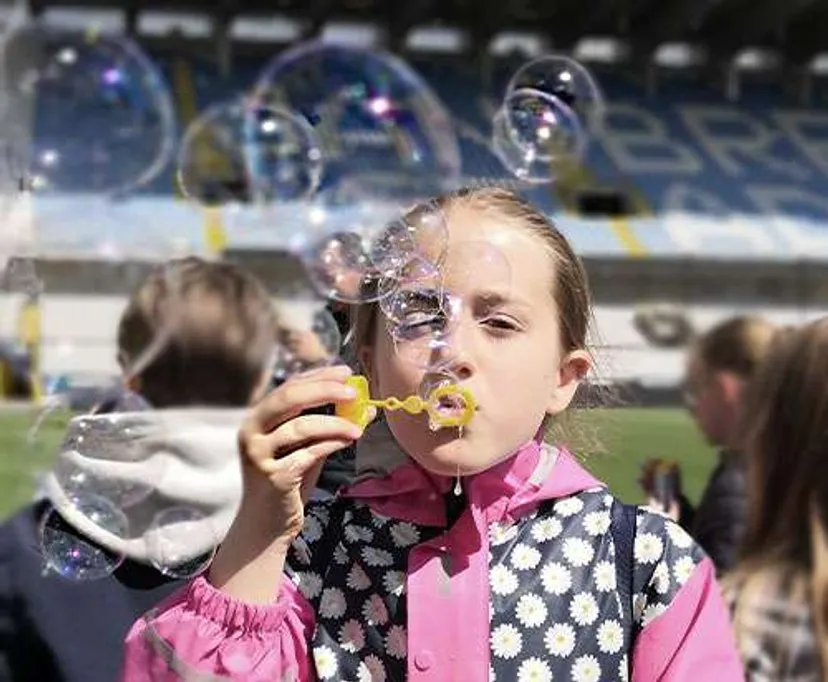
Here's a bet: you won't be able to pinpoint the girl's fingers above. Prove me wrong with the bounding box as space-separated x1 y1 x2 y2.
245 415 362 466
257 438 352 487
244 377 358 437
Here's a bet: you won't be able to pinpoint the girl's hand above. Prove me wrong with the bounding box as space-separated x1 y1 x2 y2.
237 364 365 542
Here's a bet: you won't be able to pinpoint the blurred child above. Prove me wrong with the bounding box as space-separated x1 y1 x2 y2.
0 257 278 682
121 187 743 681
643 315 776 574
724 319 828 680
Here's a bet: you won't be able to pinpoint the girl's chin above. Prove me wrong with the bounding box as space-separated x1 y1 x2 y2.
408 438 494 478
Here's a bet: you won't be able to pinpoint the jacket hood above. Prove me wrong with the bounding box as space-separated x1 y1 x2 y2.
42 408 245 566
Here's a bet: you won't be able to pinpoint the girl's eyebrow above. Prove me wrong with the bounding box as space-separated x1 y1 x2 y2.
473 289 531 311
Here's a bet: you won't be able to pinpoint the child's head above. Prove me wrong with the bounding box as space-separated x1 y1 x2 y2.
738 319 828 577
684 316 776 451
355 186 592 477
117 257 278 408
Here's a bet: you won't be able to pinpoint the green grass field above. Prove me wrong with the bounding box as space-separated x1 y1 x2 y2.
0 407 718 521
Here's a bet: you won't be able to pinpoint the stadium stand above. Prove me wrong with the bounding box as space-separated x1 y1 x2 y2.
2 1 827 401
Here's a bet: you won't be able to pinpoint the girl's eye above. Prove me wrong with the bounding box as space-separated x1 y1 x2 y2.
483 317 521 332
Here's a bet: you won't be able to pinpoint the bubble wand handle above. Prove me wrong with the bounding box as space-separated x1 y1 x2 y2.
335 375 476 431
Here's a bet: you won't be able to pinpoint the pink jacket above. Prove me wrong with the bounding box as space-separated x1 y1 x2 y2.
121 440 745 681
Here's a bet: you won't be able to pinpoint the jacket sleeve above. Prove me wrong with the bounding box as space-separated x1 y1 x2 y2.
630 512 745 681
119 575 316 682
691 463 747 574
119 499 342 682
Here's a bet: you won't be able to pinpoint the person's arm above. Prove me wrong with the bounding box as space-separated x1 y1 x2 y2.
691 466 747 574
628 512 745 681
120 366 365 681
120 574 317 682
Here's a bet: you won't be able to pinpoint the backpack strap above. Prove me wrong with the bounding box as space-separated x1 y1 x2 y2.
610 500 638 664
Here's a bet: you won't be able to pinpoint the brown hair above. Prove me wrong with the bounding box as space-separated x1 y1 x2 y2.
692 315 777 379
728 319 828 674
349 186 592 358
117 257 277 408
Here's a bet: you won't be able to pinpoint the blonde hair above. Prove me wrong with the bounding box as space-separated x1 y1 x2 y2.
350 186 592 357
727 319 828 674
117 257 278 407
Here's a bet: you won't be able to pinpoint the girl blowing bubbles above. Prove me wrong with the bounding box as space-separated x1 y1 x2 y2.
120 188 743 681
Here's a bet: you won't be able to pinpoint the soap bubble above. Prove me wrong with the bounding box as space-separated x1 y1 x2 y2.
39 496 127 580
252 41 461 205
506 55 606 135
492 88 586 184
177 97 322 207
302 231 385 303
0 23 176 196
147 507 217 579
273 306 342 381
369 200 448 275
52 412 165 509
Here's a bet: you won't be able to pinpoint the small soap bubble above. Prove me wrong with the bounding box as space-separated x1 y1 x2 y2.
39 496 127 581
492 88 585 184
302 231 385 304
147 507 217 579
273 307 342 381
506 55 606 134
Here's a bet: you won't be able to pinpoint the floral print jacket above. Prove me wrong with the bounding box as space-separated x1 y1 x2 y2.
120 441 745 681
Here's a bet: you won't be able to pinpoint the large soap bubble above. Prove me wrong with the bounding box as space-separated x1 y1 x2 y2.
252 42 461 206
177 97 322 207
0 23 176 196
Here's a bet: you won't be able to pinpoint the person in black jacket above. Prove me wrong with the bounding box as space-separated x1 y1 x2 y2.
0 257 354 682
643 316 777 574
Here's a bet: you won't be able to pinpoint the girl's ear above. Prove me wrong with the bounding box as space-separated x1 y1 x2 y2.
546 349 591 415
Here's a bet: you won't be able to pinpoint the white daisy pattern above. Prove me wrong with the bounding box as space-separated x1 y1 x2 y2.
531 516 562 543
544 623 576 657
515 593 548 628
540 562 572 595
583 511 611 536
562 537 595 567
382 570 406 596
555 497 584 517
313 645 339 680
284 487 703 682
490 564 520 596
517 657 553 682
511 543 542 571
389 521 420 548
491 624 523 659
572 654 602 682
597 620 624 654
634 533 664 565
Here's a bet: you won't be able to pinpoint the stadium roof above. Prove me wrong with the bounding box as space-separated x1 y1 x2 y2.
5 0 828 101
13 0 828 61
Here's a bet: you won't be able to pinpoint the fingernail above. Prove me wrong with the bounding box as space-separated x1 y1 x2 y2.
343 385 357 397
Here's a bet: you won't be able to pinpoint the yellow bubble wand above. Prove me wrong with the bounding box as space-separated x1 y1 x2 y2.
336 375 477 431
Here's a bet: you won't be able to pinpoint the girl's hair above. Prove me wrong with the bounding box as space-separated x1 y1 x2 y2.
117 257 278 407
349 186 592 357
692 315 777 379
729 319 828 673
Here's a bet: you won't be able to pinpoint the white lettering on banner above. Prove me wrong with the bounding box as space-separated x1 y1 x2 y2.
600 103 703 175
745 185 828 259
680 105 811 180
773 110 828 180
